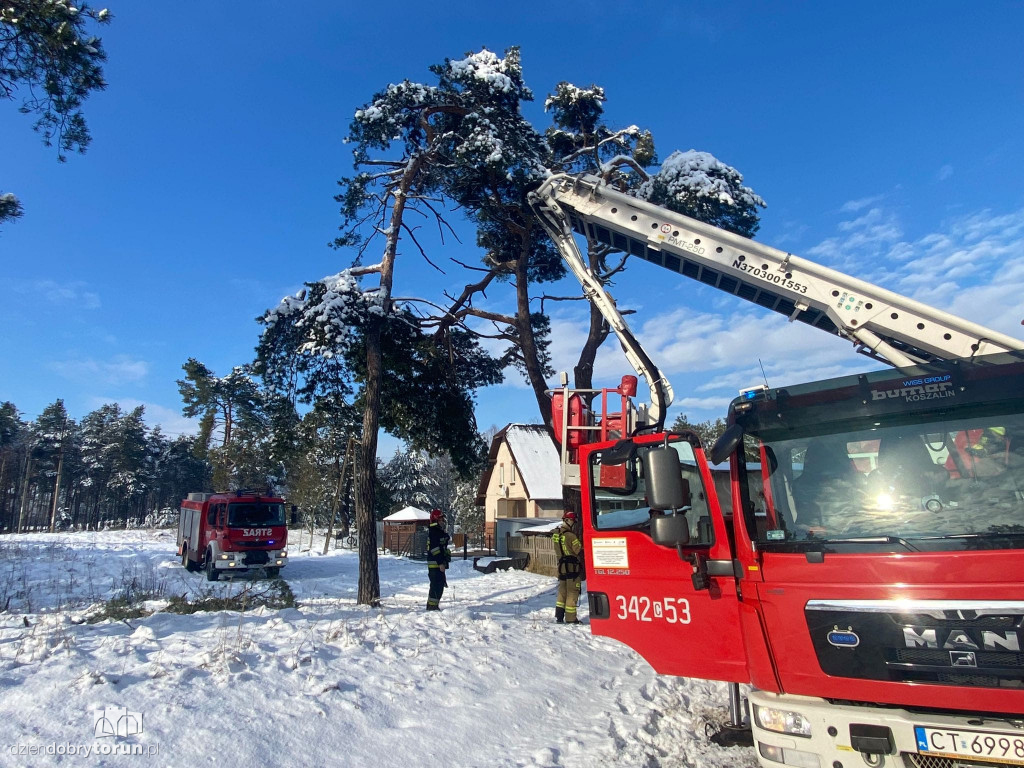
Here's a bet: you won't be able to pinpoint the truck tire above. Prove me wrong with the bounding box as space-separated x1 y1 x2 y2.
265 567 280 578
205 549 219 582
181 545 197 572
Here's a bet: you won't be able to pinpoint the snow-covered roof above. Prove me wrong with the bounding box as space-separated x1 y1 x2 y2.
503 425 563 500
383 506 430 522
477 424 564 505
516 520 561 535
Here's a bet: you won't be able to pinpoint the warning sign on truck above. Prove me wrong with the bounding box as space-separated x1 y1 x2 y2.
591 537 629 570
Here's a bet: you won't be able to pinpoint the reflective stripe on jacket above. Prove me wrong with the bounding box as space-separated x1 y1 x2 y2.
427 522 451 569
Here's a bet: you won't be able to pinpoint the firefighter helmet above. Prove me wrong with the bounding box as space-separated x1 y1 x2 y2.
430 508 443 523
562 510 578 523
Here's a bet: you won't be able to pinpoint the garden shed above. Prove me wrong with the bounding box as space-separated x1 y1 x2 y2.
382 506 431 556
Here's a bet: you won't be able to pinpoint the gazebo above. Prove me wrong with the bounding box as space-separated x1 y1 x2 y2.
382 506 431 556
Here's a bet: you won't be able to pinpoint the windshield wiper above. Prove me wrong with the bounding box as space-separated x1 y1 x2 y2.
760 535 921 553
825 536 921 552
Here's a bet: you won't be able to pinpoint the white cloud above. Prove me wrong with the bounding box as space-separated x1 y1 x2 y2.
672 395 733 411
88 398 198 438
49 356 150 385
15 279 101 309
840 194 886 213
937 164 954 181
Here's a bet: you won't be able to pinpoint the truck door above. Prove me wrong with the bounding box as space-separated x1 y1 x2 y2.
581 435 749 683
204 502 223 550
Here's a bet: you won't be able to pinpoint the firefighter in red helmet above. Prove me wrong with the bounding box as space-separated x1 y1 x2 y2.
552 509 584 623
426 508 451 611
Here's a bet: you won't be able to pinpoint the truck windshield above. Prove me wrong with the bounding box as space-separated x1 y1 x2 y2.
588 438 716 545
745 411 1024 551
227 503 286 528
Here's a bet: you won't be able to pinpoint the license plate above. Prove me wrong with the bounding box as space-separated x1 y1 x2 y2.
915 725 1024 766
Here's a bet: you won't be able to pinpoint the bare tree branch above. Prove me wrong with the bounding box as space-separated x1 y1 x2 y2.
399 220 445 274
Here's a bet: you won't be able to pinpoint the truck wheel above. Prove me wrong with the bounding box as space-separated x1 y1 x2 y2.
181 547 191 571
205 550 219 582
265 567 280 578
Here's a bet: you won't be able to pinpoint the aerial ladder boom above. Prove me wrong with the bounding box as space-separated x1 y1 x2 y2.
531 173 1023 379
530 182 674 433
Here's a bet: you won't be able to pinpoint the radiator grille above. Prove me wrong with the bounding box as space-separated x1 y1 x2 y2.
904 752 1021 768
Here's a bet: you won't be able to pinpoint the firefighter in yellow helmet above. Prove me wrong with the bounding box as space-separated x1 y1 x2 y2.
958 426 1009 479
552 510 584 624
426 509 451 611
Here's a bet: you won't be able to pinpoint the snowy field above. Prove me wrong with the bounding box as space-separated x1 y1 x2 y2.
0 529 757 768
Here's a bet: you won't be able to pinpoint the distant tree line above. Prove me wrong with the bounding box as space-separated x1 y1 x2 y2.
0 395 481 535
0 399 206 531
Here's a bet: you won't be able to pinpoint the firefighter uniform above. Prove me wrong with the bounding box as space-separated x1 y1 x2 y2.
426 512 451 611
552 513 583 624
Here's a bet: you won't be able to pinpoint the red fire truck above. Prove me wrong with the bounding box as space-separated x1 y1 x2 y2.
531 174 1024 768
178 490 289 581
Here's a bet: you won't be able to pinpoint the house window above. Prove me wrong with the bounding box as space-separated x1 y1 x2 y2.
510 465 516 484
499 464 504 485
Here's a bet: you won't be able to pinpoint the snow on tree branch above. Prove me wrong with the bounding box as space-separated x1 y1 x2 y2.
639 150 765 209
260 270 394 358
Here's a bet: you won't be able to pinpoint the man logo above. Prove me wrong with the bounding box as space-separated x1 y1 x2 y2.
903 627 1021 652
950 651 978 668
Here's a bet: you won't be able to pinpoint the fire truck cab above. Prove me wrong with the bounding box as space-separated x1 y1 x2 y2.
580 353 1024 768
178 490 289 581
528 171 1024 767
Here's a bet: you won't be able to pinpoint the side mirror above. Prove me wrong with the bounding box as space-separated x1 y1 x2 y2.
651 512 691 548
644 446 690 510
709 423 744 465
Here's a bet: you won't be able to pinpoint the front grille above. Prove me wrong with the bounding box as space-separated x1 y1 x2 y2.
895 649 1024 668
904 752 1021 767
243 550 269 565
807 604 1024 687
901 614 1022 629
888 648 1024 687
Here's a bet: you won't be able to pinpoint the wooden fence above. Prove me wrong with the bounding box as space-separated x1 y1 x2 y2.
505 534 558 577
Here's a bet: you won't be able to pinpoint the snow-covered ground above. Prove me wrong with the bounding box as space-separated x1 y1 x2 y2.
0 530 757 767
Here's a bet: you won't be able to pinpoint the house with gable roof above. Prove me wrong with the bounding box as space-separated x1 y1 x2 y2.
476 424 564 541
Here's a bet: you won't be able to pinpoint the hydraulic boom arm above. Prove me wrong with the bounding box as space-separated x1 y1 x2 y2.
532 173 1023 376
530 179 675 432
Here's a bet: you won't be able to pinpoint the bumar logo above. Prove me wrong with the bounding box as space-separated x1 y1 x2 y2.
93 706 143 738
870 374 955 403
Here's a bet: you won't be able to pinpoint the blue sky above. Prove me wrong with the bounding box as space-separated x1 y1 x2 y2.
2 1 1023 454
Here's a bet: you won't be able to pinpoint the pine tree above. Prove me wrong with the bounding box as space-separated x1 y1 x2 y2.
0 402 27 530
31 399 74 530
637 150 766 238
78 403 120 528
177 359 265 490
106 405 148 522
1 1 112 224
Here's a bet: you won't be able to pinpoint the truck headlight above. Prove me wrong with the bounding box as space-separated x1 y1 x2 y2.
220 553 230 560
758 742 819 767
752 703 812 737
